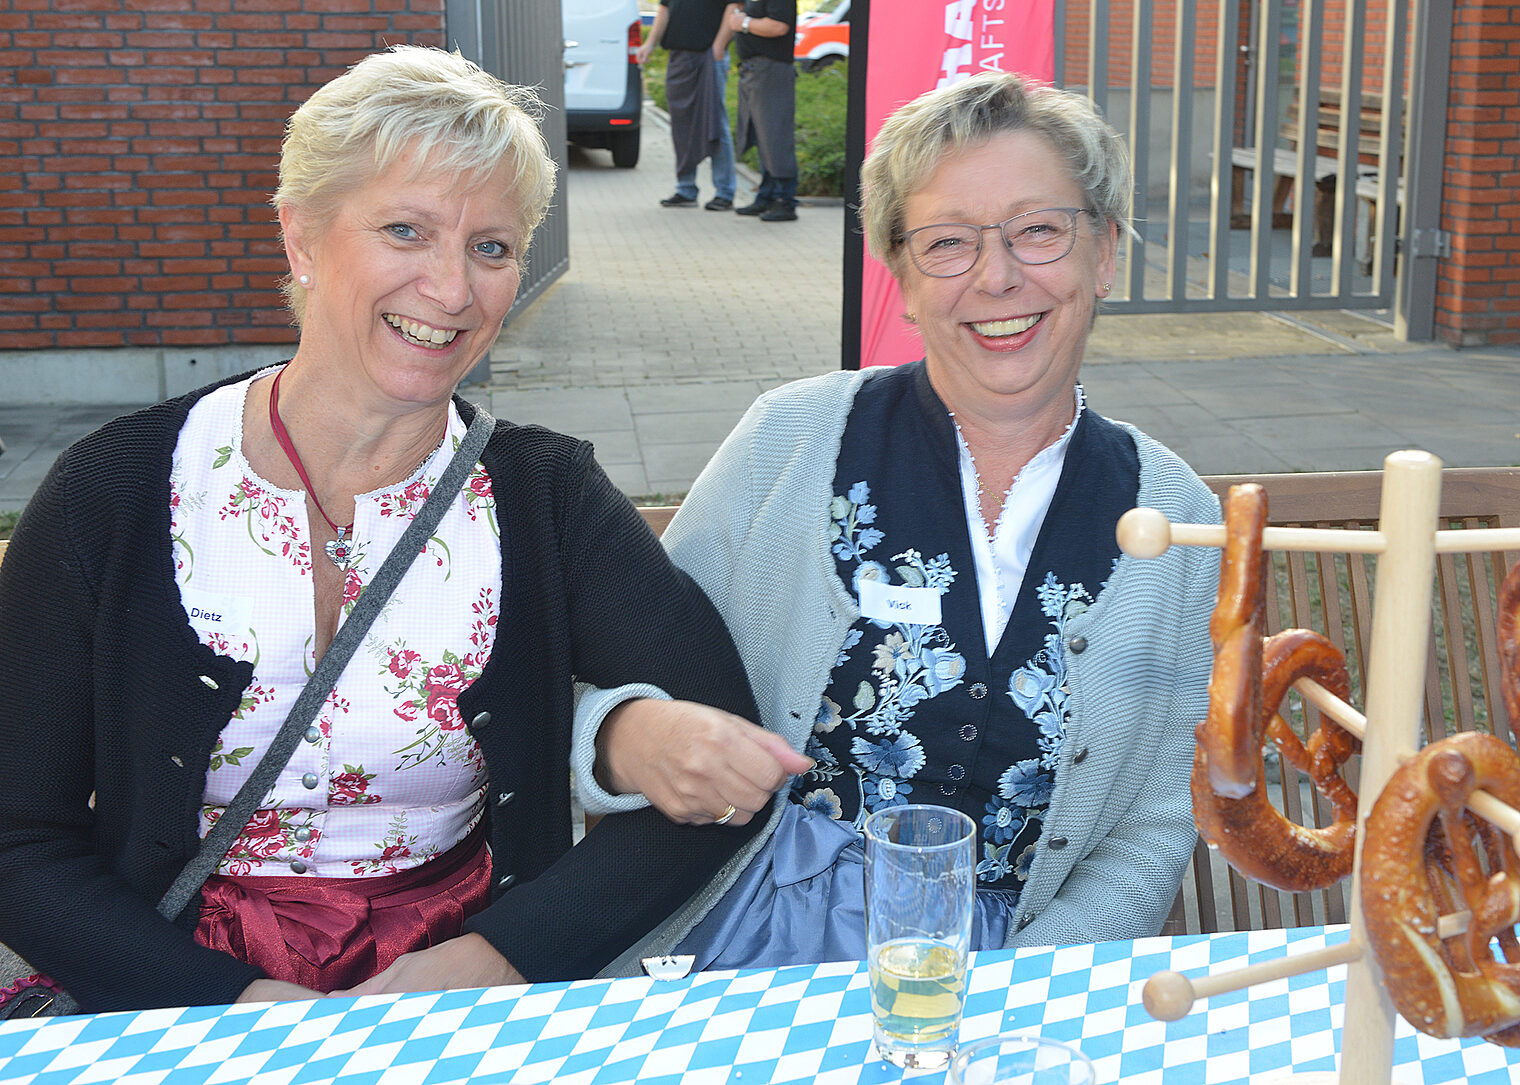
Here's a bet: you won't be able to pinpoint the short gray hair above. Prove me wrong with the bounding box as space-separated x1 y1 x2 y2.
273 45 557 323
860 72 1132 269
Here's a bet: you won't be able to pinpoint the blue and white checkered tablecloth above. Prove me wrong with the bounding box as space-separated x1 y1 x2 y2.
2 925 1519 1084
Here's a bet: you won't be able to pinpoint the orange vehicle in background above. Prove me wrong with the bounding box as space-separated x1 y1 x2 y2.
794 0 850 70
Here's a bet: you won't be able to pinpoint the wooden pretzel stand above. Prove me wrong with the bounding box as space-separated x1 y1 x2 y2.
1117 450 1520 1085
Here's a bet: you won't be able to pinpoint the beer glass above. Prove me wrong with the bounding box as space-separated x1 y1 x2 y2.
864 804 976 1069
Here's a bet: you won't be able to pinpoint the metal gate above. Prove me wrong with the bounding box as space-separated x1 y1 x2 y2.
1053 0 1449 339
446 0 571 378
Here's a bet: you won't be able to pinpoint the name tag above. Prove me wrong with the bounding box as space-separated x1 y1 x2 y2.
183 594 247 638
858 578 942 626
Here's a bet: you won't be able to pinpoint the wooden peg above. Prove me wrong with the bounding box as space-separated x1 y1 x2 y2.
1292 677 1520 857
1142 940 1364 1022
1293 676 1368 740
1434 526 1520 554
1437 910 1472 939
1115 508 1387 559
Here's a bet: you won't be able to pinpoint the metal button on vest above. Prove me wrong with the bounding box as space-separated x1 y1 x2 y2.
301 772 319 789
497 873 516 890
1049 837 1068 850
939 784 956 796
959 723 977 742
294 827 312 842
304 726 321 744
1019 913 1034 929
1072 747 1089 764
289 860 307 874
469 712 491 732
1067 635 1088 655
968 682 987 700
496 790 516 807
948 763 966 782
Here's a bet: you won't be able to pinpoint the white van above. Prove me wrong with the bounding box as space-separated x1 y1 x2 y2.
562 0 643 167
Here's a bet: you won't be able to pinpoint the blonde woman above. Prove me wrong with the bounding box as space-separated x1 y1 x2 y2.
0 46 760 1013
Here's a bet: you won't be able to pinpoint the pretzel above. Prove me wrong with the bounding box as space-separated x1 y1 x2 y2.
1191 484 1361 892
1499 559 1520 731
1361 730 1520 1046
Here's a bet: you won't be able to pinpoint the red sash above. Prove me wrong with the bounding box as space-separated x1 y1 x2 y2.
194 823 491 992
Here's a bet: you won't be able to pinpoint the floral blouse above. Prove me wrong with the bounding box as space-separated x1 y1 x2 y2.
169 369 500 878
791 362 1139 894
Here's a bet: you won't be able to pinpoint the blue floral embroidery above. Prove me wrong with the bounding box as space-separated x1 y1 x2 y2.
851 732 927 777
998 758 1053 808
798 482 966 828
978 841 1014 881
977 571 1093 883
981 800 1023 844
862 773 913 808
835 628 863 667
830 484 884 561
807 481 1100 891
800 788 843 818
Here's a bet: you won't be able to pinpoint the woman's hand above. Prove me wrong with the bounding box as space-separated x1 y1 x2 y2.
331 933 525 997
236 978 325 1004
596 698 813 826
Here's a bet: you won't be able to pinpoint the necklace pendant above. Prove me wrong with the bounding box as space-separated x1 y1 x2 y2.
325 526 354 570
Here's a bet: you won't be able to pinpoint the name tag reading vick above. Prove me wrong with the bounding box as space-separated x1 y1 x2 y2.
858 578 942 626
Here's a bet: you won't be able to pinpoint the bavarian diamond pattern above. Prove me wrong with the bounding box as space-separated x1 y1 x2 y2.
4 927 1520 1083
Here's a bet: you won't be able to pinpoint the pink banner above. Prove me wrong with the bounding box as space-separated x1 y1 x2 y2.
859 0 1055 368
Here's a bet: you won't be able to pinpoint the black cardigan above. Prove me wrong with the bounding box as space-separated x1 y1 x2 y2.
0 375 761 1013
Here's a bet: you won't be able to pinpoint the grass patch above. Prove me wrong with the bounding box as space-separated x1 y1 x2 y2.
642 51 847 198
0 510 18 541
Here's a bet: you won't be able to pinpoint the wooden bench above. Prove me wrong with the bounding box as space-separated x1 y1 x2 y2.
1230 88 1387 258
1161 465 1520 936
10 467 1514 943
636 487 1520 937
645 478 1520 937
1354 170 1405 277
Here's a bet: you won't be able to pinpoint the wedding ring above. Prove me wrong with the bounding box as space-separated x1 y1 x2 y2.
714 803 738 825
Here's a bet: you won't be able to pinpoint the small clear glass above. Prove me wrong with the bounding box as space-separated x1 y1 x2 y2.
864 804 977 1069
949 1033 1097 1085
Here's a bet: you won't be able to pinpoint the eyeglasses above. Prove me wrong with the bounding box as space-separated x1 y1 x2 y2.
897 207 1097 278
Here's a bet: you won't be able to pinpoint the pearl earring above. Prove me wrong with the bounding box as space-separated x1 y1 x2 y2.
298 274 311 286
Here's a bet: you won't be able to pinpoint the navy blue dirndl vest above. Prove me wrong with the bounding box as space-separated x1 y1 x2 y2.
789 361 1139 893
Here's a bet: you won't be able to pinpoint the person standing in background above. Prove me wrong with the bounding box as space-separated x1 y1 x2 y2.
639 0 737 211
719 0 798 222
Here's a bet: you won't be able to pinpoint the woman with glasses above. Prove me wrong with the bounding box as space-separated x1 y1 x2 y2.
575 72 1221 968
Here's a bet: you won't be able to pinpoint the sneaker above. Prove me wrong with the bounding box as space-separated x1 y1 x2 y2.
734 198 771 216
704 196 734 211
659 193 698 207
760 203 798 222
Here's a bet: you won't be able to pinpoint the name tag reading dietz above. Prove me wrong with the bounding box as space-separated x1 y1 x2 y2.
858 578 943 626
183 595 248 637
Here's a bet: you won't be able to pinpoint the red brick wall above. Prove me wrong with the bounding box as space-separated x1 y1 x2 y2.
0 0 446 351
1436 0 1520 346
1062 0 1225 91
1318 0 1396 100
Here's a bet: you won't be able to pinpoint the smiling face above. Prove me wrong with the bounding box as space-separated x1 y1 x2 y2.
280 147 525 415
895 129 1117 429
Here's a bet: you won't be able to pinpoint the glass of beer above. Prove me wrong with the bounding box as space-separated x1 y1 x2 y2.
950 1033 1097 1084
864 803 977 1069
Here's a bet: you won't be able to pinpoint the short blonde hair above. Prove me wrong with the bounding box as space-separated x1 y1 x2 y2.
860 72 1132 270
274 45 557 323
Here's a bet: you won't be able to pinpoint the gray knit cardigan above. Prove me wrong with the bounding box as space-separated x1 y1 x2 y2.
590 368 1222 975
